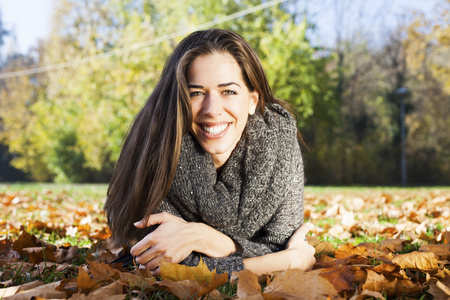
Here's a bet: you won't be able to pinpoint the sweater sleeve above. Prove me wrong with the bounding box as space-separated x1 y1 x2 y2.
228 129 304 258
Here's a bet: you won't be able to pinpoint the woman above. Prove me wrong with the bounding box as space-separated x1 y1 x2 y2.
105 29 315 276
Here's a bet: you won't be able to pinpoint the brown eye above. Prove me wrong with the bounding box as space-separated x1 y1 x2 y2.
190 91 203 97
223 90 237 95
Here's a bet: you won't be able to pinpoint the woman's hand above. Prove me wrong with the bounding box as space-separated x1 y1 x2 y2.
130 212 237 275
243 223 316 275
130 212 197 274
284 222 316 270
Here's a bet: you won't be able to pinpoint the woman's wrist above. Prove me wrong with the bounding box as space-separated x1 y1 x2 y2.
192 222 237 257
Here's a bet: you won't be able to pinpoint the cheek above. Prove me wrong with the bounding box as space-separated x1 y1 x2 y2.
190 102 200 119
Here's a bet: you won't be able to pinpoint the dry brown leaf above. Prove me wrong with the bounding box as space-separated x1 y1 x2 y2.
420 244 450 260
90 227 112 240
371 263 401 276
353 268 368 286
314 254 336 268
198 272 228 297
319 265 354 292
156 279 202 300
22 246 57 264
262 269 341 299
118 272 157 291
0 281 42 298
442 231 450 244
307 237 336 254
361 269 397 297
2 281 66 300
87 260 120 281
77 265 99 294
392 251 439 273
380 239 406 253
427 275 450 299
349 289 386 300
88 281 126 298
12 231 37 256
396 278 422 295
335 243 368 259
231 269 263 299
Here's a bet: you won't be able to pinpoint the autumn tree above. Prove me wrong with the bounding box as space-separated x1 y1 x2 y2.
1 0 331 182
401 0 450 184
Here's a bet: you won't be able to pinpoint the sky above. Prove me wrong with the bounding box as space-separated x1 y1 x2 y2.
0 0 53 54
0 0 440 56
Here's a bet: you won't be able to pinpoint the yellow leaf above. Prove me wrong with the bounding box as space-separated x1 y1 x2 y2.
159 257 225 286
392 251 439 273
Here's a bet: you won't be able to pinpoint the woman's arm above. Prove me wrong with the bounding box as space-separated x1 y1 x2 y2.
130 213 315 276
130 212 238 271
243 223 316 275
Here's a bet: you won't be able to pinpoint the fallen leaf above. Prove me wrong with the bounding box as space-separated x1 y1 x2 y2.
262 269 341 299
12 231 38 256
349 289 386 300
156 279 202 300
87 260 120 281
427 275 450 299
23 246 57 264
118 272 157 291
231 269 263 299
88 281 125 297
1 281 66 299
319 265 354 292
361 269 397 297
335 243 368 259
380 239 406 253
158 258 228 298
307 237 336 254
160 257 224 286
77 265 98 294
392 251 439 273
419 244 450 260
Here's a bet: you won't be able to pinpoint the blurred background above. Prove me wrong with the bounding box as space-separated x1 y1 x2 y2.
0 0 448 185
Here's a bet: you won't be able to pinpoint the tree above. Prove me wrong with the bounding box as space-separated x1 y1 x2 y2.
401 0 450 184
1 0 331 182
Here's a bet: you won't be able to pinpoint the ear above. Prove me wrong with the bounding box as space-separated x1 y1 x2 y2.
248 90 259 115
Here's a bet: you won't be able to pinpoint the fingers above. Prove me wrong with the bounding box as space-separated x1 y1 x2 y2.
134 212 170 228
296 222 313 235
130 233 154 257
139 255 161 271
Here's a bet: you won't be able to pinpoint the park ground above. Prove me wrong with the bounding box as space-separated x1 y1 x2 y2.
0 184 449 299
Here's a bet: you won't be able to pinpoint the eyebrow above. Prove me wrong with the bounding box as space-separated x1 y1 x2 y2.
187 82 241 89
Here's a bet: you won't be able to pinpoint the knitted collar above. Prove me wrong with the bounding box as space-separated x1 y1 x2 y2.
167 105 288 230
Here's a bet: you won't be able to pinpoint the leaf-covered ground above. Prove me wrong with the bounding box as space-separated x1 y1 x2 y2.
1 184 449 299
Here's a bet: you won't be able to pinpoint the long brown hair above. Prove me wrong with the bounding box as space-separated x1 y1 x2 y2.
105 29 295 243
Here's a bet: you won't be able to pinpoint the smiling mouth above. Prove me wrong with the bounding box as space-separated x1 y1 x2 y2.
201 123 229 136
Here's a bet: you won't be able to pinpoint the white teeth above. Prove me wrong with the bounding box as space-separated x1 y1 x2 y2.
203 124 228 135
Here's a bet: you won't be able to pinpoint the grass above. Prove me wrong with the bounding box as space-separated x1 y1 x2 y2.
1 183 449 299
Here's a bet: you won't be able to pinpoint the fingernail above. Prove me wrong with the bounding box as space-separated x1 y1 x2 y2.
133 221 140 227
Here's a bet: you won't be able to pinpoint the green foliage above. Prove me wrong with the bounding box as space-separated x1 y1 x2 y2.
1 0 449 184
0 0 332 183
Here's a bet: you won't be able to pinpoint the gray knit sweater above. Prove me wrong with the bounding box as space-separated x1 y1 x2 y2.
157 104 304 274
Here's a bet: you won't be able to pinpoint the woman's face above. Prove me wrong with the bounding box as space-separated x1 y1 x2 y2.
187 52 258 169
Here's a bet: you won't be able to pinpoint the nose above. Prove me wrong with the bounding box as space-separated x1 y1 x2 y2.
202 92 223 117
